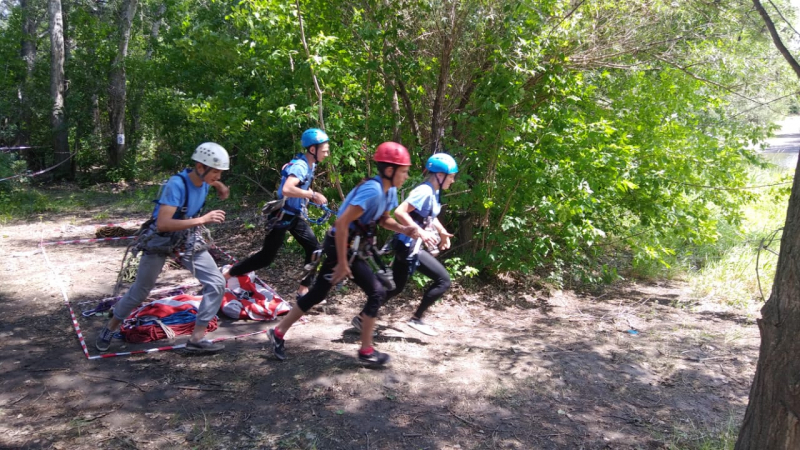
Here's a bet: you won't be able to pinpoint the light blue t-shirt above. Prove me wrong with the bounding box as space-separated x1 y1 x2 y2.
152 169 209 219
397 182 441 246
336 176 398 232
278 154 315 215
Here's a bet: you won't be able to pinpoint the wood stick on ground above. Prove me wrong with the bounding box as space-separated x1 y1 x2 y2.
175 385 238 393
82 373 145 392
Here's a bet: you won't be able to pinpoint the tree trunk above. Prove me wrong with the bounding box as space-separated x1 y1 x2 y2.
18 0 37 167
48 0 70 179
430 1 458 154
129 3 165 144
735 157 800 449
108 0 139 168
735 1 800 448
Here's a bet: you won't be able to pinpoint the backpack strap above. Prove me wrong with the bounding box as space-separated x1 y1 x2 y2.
176 170 204 219
279 154 314 215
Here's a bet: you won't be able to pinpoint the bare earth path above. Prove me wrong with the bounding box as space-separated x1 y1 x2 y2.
0 205 759 449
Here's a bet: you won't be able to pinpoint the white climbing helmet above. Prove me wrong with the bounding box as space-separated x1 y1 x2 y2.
192 142 230 170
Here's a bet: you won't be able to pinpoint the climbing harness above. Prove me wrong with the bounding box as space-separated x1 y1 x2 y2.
112 171 211 297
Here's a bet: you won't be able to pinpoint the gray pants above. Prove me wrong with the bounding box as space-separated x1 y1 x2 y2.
113 250 225 329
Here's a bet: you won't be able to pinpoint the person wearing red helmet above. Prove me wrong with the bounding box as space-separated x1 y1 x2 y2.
267 142 420 366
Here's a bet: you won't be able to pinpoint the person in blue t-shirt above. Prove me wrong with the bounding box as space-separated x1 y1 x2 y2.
95 143 231 353
224 128 330 298
267 142 420 367
371 153 458 337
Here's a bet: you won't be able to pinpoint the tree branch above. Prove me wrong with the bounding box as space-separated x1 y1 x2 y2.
753 0 800 79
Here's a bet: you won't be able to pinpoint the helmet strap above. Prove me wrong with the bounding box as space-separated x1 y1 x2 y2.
380 165 396 184
434 173 446 190
307 144 317 163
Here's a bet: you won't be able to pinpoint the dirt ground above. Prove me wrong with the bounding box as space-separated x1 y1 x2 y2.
0 200 761 450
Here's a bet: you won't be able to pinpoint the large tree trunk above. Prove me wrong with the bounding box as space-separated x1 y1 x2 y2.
735 1 800 448
129 3 165 143
107 0 139 168
48 0 70 179
429 1 458 154
18 0 38 167
735 157 800 449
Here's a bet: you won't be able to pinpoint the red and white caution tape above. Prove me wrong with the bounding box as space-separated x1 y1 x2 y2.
0 151 76 182
39 243 92 359
88 329 269 359
40 236 137 246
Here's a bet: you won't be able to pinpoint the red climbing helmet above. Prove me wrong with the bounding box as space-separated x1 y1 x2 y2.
373 142 411 166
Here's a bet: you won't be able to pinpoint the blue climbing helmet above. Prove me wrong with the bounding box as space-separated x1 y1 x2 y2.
301 128 329 148
426 153 458 174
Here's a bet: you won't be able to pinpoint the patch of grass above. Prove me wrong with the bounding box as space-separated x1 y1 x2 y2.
0 183 158 222
687 164 790 308
665 414 739 450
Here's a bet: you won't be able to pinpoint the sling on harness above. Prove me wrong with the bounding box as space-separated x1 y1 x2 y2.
341 177 396 290
408 211 441 257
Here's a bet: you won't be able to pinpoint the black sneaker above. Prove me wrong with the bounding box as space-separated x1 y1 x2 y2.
358 349 390 366
268 328 286 360
185 339 225 353
95 326 113 352
350 316 377 336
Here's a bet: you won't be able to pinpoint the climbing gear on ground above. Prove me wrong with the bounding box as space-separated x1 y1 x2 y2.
95 226 137 238
191 142 230 170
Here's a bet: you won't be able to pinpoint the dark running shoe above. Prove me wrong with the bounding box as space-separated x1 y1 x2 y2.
185 339 225 353
350 315 377 336
95 326 113 352
268 328 286 360
358 349 391 367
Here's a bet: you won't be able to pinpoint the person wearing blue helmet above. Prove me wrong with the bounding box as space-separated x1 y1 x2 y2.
350 153 458 337
224 128 330 298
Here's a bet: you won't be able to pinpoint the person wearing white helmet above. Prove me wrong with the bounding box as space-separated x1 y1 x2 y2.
95 142 232 354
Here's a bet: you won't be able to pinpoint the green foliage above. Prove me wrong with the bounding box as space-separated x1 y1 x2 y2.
686 164 791 307
0 0 797 283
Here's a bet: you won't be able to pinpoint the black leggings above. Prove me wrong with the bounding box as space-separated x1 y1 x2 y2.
229 215 320 287
297 233 387 317
387 241 451 319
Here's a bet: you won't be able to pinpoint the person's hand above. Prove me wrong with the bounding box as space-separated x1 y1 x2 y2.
438 230 454 250
420 229 439 248
329 262 353 285
212 182 230 200
202 210 226 225
403 225 421 239
311 191 327 205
